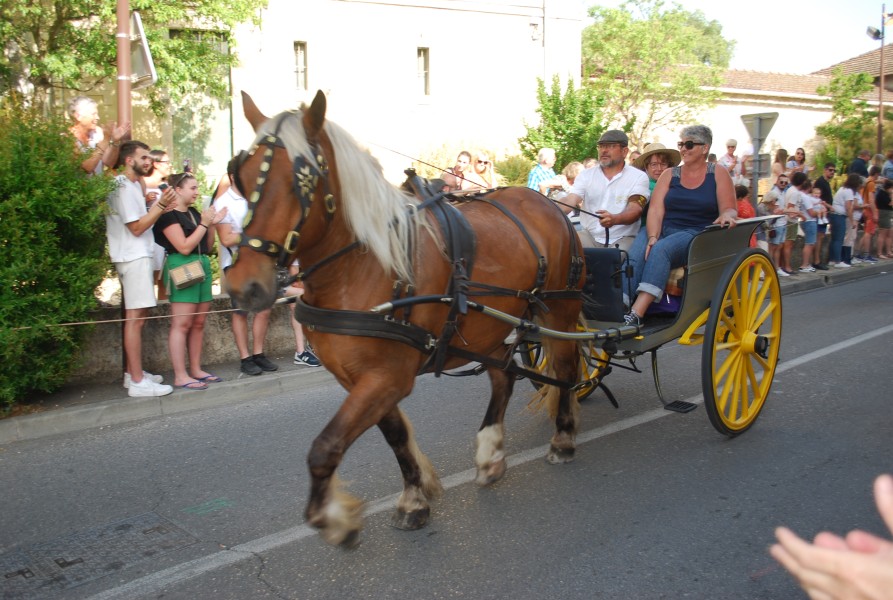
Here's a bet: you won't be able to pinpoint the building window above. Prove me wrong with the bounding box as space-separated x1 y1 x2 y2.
417 47 430 96
294 42 308 91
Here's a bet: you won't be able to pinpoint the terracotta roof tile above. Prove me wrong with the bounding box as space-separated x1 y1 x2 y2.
812 43 893 77
719 69 893 103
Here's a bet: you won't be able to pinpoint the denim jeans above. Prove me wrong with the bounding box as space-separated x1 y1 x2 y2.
827 213 847 263
623 226 698 304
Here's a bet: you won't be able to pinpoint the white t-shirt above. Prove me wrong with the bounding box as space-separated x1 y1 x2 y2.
105 175 154 263
783 185 801 224
798 191 816 222
571 164 650 243
832 188 859 216
215 187 249 270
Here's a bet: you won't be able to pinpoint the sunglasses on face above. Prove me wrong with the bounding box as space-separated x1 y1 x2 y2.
677 141 706 150
154 159 170 163
477 160 490 165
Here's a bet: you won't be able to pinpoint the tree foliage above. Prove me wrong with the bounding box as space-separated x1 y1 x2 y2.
519 75 608 171
815 68 877 160
582 0 732 147
0 0 267 115
0 99 115 411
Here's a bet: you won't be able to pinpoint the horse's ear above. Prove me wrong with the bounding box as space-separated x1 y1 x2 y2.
241 91 269 132
303 90 327 138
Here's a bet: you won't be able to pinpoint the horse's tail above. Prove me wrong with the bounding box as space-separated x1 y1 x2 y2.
525 342 580 423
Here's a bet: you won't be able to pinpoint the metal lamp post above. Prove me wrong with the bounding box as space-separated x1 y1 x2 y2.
867 5 891 155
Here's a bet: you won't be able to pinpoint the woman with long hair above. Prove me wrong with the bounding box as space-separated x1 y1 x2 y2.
771 148 789 179
786 147 811 176
153 173 228 389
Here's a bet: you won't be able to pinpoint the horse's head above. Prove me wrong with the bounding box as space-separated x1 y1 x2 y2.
225 90 341 311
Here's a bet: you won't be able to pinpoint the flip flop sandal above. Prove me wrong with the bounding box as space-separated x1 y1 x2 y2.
196 374 223 383
178 381 209 390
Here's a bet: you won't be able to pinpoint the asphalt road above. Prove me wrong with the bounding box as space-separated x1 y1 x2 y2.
1 276 891 600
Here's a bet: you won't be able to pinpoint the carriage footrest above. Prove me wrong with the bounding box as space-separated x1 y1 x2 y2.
663 400 698 413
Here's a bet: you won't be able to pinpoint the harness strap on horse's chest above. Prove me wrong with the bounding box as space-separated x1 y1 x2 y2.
294 297 435 352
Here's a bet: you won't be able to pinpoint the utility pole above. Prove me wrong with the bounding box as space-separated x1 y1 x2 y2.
116 0 132 127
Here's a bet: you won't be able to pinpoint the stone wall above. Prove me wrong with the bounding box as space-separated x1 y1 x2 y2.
69 297 298 384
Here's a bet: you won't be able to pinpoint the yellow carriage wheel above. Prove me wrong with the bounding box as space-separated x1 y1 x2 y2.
702 248 782 436
519 323 610 401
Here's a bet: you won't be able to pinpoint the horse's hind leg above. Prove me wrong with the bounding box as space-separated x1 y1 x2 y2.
475 364 515 485
377 407 443 530
542 337 581 464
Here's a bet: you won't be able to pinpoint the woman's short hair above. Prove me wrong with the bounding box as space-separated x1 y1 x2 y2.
67 96 96 120
537 148 556 163
679 125 712 148
844 173 863 191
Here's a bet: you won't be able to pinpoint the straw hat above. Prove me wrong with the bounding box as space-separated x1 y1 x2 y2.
633 143 681 171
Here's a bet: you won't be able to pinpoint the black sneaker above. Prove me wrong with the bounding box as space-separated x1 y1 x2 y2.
813 264 829 271
294 350 321 367
240 356 262 376
623 311 643 327
252 353 279 372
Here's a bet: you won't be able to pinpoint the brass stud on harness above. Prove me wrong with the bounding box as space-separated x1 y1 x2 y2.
324 194 336 214
249 239 263 249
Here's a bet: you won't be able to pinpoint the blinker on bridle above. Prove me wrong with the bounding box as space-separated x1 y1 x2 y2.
232 111 336 272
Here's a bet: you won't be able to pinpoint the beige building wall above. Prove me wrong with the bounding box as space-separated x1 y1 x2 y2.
184 0 586 183
643 91 833 164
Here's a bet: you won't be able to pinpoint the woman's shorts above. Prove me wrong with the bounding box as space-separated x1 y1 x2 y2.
879 209 893 230
785 222 799 242
164 253 213 303
800 220 817 245
772 221 786 243
864 216 878 236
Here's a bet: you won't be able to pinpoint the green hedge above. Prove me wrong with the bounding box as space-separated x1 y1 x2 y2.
0 99 115 412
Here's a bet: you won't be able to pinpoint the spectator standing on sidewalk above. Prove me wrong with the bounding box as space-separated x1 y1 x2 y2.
69 95 130 176
829 173 863 268
847 149 870 177
812 163 837 269
780 171 809 275
282 263 321 367
526 148 562 196
875 178 893 259
143 149 173 299
763 174 790 274
106 141 174 397
214 158 280 376
855 167 880 263
796 180 819 273
153 173 228 390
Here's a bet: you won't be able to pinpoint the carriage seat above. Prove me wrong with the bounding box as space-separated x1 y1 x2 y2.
665 266 685 296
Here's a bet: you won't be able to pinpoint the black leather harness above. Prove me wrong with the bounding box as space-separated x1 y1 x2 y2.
233 119 584 387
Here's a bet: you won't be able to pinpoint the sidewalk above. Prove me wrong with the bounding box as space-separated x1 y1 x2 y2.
1 261 889 446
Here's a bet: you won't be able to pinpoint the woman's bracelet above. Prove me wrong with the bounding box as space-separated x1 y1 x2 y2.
198 223 209 230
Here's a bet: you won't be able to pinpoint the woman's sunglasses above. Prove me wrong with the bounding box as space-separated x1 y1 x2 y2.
677 141 706 150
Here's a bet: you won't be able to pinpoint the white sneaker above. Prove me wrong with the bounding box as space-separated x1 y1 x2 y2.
776 268 790 277
127 377 173 397
832 262 851 268
851 257 863 264
123 371 164 389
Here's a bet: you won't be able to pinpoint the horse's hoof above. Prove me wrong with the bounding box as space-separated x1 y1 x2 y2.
475 458 507 486
546 445 575 464
339 529 361 550
391 507 430 530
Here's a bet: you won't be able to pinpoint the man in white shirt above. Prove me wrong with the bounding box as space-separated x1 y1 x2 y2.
718 139 738 177
558 130 650 251
106 141 175 397
214 160 279 377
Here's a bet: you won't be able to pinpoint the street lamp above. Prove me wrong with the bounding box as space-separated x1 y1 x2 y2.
867 5 890 154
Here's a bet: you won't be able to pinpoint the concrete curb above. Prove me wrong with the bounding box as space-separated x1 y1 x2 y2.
0 368 335 446
1 263 888 446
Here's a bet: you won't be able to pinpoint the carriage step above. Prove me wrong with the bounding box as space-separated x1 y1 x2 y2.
663 400 698 413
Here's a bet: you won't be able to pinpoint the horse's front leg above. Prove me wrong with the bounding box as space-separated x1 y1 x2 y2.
475 363 515 485
305 381 408 548
377 407 443 530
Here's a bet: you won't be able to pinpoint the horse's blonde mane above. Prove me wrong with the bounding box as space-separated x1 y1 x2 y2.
255 111 420 283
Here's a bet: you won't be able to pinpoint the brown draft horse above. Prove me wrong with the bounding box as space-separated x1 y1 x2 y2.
225 91 584 547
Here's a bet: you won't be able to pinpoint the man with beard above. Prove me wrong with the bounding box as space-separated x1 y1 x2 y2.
557 130 649 251
106 141 176 397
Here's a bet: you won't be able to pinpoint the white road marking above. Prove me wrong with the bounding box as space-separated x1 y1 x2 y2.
88 323 893 599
